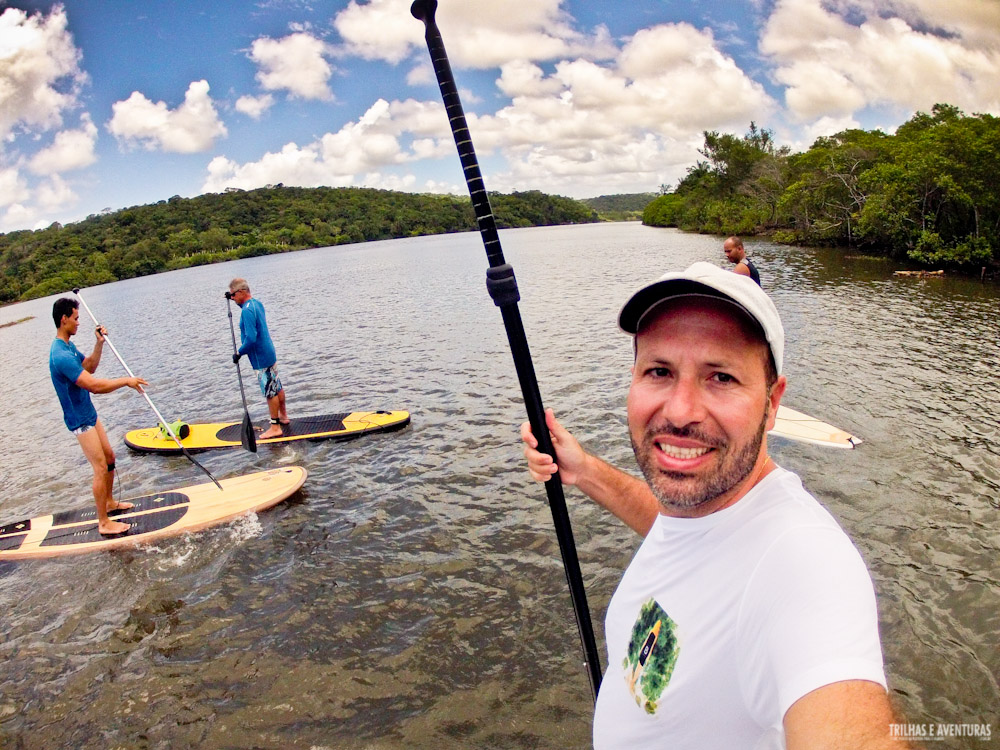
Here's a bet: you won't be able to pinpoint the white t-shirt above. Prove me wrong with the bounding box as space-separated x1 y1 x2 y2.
592 468 886 750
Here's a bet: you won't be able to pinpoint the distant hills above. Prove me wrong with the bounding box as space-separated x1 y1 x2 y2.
0 186 612 304
581 193 657 220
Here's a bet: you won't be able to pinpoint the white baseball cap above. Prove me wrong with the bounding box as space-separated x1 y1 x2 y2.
618 261 785 375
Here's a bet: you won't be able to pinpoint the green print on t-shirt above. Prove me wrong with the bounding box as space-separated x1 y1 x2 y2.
623 598 680 714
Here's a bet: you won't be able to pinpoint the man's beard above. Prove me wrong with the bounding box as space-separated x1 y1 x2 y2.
631 409 769 513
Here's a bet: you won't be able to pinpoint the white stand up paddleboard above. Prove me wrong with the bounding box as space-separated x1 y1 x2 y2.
0 466 306 560
771 405 861 449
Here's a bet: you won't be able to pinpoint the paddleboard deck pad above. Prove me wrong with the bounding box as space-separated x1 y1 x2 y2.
124 410 410 454
771 405 861 449
0 466 306 560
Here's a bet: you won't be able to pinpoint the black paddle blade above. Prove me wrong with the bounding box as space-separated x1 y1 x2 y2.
241 413 258 453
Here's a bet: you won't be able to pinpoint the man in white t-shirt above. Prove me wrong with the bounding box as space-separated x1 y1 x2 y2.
521 262 906 749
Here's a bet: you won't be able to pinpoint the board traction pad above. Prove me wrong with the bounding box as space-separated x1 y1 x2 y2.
0 493 191 552
51 492 189 525
0 519 31 536
0 530 28 552
41 505 190 547
216 412 356 442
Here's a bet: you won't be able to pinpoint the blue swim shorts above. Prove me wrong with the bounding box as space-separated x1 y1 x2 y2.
256 365 283 399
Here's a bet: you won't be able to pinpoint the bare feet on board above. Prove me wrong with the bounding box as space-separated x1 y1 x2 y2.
99 519 131 536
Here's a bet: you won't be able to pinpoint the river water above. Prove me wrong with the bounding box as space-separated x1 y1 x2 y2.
0 223 996 749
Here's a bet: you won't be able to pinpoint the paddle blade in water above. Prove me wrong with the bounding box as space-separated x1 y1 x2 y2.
241 413 258 453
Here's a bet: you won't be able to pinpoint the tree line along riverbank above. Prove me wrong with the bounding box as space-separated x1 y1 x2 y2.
643 104 999 276
0 187 625 304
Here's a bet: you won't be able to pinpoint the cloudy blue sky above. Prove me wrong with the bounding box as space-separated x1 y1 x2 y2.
1 0 998 232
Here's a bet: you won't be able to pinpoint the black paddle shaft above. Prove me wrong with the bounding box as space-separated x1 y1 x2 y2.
225 295 258 453
411 0 602 699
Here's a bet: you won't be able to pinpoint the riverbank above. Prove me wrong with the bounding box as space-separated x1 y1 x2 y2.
642 106 1000 277
0 186 600 305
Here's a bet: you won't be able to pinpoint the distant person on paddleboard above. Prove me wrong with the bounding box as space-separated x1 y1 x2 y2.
49 298 147 536
723 235 761 285
521 263 907 748
228 278 288 440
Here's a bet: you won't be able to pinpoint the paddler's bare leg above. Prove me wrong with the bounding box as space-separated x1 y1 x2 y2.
95 420 134 513
78 421 130 534
260 395 283 439
276 388 289 425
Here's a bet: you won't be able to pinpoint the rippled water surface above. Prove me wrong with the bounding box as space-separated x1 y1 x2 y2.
0 223 997 749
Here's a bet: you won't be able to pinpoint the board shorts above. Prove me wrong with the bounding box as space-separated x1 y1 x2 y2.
71 422 96 435
255 365 283 399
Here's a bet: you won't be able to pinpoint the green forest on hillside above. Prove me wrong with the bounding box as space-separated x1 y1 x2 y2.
581 193 657 221
643 104 1000 271
0 187 598 303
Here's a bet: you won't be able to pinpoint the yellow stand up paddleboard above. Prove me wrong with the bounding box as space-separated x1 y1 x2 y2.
0 466 306 560
771 405 861 449
125 411 410 454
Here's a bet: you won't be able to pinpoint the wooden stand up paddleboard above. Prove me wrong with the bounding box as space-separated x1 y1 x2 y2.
0 466 306 560
124 410 410 454
771 405 861 449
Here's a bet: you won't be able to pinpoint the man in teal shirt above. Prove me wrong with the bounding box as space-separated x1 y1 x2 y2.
229 278 289 439
50 297 147 535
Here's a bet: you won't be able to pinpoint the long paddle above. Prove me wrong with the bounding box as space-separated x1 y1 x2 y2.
72 288 224 490
225 292 258 453
410 0 602 700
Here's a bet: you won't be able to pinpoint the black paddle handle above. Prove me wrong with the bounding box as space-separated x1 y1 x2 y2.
226 297 251 405
411 0 602 699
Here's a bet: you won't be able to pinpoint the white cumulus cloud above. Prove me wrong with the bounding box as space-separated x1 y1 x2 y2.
0 203 35 231
405 62 435 86
441 22 772 196
207 11 776 201
334 0 423 65
422 178 463 194
0 167 30 208
334 0 616 69
249 32 334 100
872 0 1000 50
497 61 564 98
761 0 1000 120
201 97 453 193
235 94 275 119
203 143 344 193
108 80 227 153
28 114 98 174
35 174 76 211
788 114 863 152
363 172 417 192
0 6 85 141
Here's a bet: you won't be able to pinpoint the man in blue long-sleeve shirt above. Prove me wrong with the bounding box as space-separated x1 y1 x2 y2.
229 278 289 439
